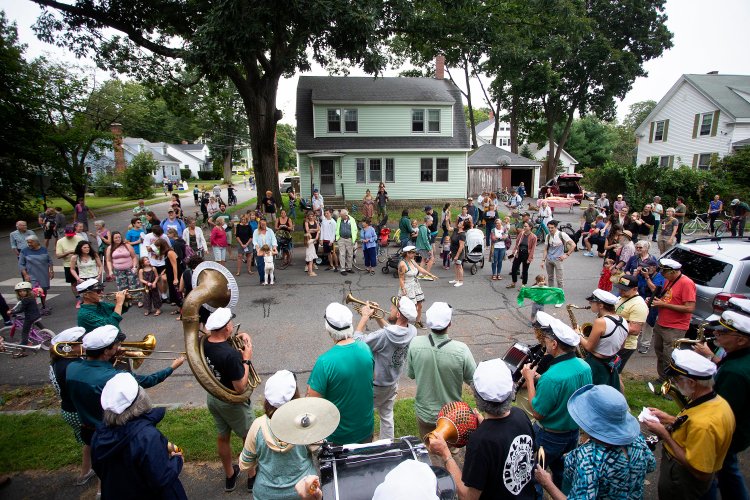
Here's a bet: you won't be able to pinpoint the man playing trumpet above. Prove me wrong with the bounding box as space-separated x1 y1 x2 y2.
354 296 417 440
76 278 129 333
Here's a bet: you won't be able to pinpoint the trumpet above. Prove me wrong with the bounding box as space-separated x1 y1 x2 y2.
345 293 387 319
100 287 147 299
0 342 43 355
673 321 713 349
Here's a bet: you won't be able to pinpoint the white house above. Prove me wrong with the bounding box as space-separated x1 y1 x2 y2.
635 73 750 168
524 142 579 174
166 143 212 178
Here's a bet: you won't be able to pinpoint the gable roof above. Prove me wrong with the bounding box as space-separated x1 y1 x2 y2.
296 76 470 151
475 119 494 135
524 142 579 164
121 138 180 163
171 143 206 152
468 144 540 167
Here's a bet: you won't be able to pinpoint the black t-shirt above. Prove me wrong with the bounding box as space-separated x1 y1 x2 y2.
640 213 656 235
428 213 439 234
263 196 277 214
203 339 245 390
235 223 252 244
461 407 536 499
450 231 466 257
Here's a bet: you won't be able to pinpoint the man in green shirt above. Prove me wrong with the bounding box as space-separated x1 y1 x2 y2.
730 198 749 237
399 209 412 247
407 302 476 439
415 215 434 275
76 279 128 333
308 303 374 445
521 311 592 495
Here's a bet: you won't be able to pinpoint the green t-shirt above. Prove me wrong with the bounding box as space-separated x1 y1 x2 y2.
308 340 374 444
77 302 123 333
715 348 750 453
532 352 592 432
407 334 477 424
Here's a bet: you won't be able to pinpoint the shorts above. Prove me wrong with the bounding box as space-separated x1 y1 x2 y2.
64 267 76 284
322 241 333 254
213 246 227 261
207 393 254 439
417 249 432 262
44 229 55 240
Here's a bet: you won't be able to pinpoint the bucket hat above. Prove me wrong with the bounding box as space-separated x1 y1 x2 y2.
567 384 640 446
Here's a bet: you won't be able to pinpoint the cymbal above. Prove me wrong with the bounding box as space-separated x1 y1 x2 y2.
270 398 340 445
191 261 239 312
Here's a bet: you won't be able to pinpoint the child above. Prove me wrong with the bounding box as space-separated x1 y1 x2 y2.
304 234 317 277
440 235 451 270
598 258 615 292
9 281 41 357
529 275 548 322
410 219 419 244
261 244 275 285
138 256 162 316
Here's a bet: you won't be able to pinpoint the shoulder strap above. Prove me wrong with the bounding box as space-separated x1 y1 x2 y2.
602 315 626 338
428 334 452 349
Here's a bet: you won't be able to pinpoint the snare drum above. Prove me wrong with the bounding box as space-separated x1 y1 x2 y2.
319 437 456 499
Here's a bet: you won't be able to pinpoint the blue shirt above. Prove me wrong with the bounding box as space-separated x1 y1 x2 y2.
125 228 145 256
360 226 377 249
161 218 186 235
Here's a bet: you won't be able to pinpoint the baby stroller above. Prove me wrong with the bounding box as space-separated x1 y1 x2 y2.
381 246 402 278
462 230 486 275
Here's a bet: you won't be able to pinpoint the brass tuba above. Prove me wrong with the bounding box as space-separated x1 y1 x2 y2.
181 262 259 404
566 304 592 358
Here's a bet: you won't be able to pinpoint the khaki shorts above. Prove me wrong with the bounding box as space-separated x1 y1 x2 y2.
207 393 254 439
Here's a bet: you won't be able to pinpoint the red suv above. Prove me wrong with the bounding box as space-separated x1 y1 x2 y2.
538 173 584 204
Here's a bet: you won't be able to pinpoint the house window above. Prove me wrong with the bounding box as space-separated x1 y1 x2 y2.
697 153 712 170
412 110 425 132
420 158 433 182
344 109 358 132
654 121 665 142
369 158 382 182
436 158 449 182
385 158 395 182
428 109 440 132
327 109 341 133
355 158 366 183
658 156 671 167
700 112 713 136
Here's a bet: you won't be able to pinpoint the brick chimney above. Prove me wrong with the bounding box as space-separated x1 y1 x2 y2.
435 54 445 80
111 123 126 172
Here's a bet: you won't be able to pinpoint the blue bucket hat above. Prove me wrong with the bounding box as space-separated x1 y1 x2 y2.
567 385 640 446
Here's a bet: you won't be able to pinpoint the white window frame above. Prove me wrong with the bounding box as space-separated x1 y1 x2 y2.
427 109 441 133
344 109 358 133
653 120 665 142
412 109 425 133
327 108 341 133
699 112 713 136
355 158 366 183
385 158 395 183
697 153 712 170
369 158 382 183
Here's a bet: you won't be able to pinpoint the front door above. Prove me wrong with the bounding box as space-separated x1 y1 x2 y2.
320 159 335 195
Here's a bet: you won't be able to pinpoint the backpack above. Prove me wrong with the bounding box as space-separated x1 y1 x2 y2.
182 244 195 264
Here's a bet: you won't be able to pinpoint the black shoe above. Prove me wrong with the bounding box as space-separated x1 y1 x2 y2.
247 475 256 492
225 464 240 492
341 271 348 276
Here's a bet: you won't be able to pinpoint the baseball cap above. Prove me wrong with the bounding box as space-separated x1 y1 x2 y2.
64 224 76 236
613 275 638 290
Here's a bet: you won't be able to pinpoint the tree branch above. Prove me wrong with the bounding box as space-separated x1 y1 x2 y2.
445 67 469 99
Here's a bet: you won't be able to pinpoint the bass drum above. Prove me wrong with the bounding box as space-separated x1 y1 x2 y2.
319 436 456 499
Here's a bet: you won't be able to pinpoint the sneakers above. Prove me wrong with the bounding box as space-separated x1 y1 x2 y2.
448 280 457 284
583 251 594 257
225 464 240 492
638 346 650 354
453 281 463 287
417 274 434 281
341 270 348 276
505 283 516 289
554 303 563 308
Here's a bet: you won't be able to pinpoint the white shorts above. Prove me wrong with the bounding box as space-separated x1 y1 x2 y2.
213 247 227 261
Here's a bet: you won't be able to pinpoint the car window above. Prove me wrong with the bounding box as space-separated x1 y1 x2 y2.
668 247 733 288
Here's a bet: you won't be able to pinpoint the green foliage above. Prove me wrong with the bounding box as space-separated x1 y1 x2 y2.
520 144 534 160
180 168 192 181
622 100 657 132
465 105 490 132
276 123 297 171
198 171 222 180
121 152 157 200
715 148 750 195
92 171 122 197
558 116 619 168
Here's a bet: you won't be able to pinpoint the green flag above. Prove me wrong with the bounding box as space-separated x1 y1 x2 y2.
517 286 565 306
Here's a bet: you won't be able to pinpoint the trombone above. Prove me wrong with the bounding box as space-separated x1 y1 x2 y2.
0 342 42 356
53 334 185 369
345 293 387 319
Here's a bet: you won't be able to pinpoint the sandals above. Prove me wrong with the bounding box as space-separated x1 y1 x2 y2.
154 310 162 316
506 283 516 289
12 351 28 358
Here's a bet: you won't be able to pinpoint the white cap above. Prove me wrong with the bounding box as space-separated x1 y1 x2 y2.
426 302 452 330
548 318 580 347
402 245 417 254
324 303 353 335
473 359 513 403
728 297 750 315
264 370 297 408
101 373 139 415
668 349 716 379
51 327 86 346
82 325 120 350
535 311 555 328
76 278 101 293
372 460 438 500
659 258 682 270
205 307 234 331
721 310 750 336
397 296 418 322
588 289 618 305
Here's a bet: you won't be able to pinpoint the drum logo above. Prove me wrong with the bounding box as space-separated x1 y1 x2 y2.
503 434 533 494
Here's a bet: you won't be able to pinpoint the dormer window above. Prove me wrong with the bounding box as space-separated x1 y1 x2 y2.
327 109 341 133
327 108 357 133
413 109 441 133
428 109 440 132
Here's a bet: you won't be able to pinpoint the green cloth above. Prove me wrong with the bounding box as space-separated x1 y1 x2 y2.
77 302 123 333
584 353 620 391
308 340 373 444
532 352 592 432
517 286 565 306
334 216 358 243
399 216 412 238
415 224 431 250
212 211 232 234
407 334 477 424
715 347 750 453
66 359 173 427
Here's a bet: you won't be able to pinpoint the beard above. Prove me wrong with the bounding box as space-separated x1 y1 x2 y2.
387 313 398 324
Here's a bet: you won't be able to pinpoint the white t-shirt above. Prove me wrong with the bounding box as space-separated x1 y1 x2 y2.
652 203 663 221
492 227 507 249
141 233 170 265
320 218 336 242
595 315 629 357
539 206 553 225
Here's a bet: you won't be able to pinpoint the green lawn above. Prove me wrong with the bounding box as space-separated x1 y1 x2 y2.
0 378 676 472
41 194 165 217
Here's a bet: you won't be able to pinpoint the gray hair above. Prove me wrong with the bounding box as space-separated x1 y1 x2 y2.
102 387 153 427
424 215 433 223
339 209 348 216
694 378 715 389
325 323 353 342
636 240 651 251
94 220 105 227
215 216 225 225
25 234 40 243
472 386 514 417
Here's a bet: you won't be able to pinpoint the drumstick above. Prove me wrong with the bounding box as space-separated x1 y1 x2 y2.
537 446 545 470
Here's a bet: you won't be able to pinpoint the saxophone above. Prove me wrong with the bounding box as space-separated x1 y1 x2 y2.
566 304 592 358
672 322 713 349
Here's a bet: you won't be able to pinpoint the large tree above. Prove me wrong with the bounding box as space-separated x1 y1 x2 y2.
31 0 393 201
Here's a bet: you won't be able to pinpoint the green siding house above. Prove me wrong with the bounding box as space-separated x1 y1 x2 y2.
295 75 471 202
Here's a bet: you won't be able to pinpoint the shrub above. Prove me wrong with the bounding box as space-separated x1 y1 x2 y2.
91 171 121 197
180 168 192 181
121 152 157 200
198 171 222 180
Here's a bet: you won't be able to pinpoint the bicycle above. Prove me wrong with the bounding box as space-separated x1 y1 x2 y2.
714 214 742 237
0 316 55 351
682 212 709 236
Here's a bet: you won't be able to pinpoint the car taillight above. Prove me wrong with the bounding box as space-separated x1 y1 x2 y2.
713 293 747 313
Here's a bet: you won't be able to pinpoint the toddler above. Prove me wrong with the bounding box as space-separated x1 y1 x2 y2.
9 281 42 356
138 256 162 316
261 244 275 285
598 258 615 292
440 235 451 269
529 275 548 321
304 234 317 277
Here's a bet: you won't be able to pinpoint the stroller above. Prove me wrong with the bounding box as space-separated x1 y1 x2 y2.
462 229 486 275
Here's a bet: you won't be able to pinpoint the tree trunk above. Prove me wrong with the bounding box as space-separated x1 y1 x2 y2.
463 58 478 149
545 119 557 182
222 138 234 184
510 95 519 154
492 99 501 147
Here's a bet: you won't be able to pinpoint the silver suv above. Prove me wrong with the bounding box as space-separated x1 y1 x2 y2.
664 237 750 332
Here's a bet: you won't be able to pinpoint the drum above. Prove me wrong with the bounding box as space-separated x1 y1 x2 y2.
319 437 456 499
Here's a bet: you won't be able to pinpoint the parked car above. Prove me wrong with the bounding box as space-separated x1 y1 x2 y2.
279 175 300 193
663 236 750 336
538 173 585 203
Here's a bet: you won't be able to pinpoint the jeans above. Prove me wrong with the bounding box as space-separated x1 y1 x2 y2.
373 384 398 440
363 246 377 268
533 424 579 497
492 247 506 275
732 217 746 237
255 254 265 284
652 219 660 241
485 222 494 247
676 222 683 243
705 452 750 500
